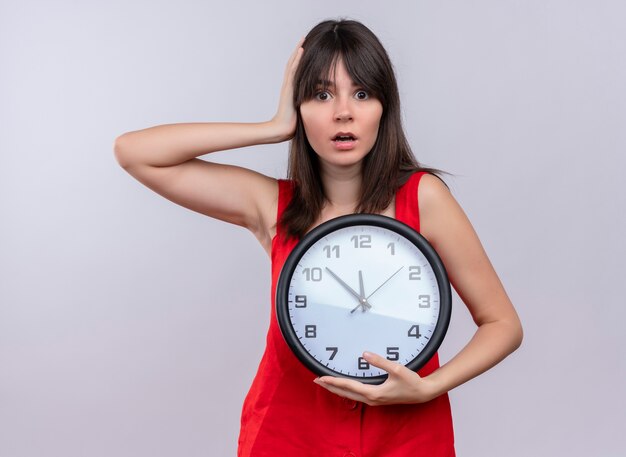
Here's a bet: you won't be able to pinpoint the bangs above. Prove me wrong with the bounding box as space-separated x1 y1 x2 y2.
294 39 387 107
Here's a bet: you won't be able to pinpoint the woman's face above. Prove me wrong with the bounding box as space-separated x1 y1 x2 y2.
299 57 383 173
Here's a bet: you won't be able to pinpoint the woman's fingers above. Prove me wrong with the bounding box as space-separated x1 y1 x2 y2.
312 352 436 406
271 37 305 140
284 37 304 82
314 377 374 404
362 351 414 378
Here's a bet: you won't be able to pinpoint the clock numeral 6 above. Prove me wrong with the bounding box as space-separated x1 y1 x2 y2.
302 267 322 281
351 234 371 248
326 347 338 360
409 266 422 280
418 294 431 308
358 357 370 370
323 245 340 258
386 347 400 361
408 325 422 339
295 295 307 308
305 325 317 338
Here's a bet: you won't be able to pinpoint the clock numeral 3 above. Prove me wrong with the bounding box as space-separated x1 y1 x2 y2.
386 347 400 361
408 325 422 339
305 325 317 338
418 294 430 308
351 234 371 248
302 267 322 281
358 357 370 370
295 295 307 308
409 266 422 280
326 347 338 360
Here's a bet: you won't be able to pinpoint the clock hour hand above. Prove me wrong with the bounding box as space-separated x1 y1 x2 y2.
366 266 404 301
350 270 371 313
324 267 371 312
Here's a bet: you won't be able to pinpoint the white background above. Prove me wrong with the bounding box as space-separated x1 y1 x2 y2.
1 1 625 456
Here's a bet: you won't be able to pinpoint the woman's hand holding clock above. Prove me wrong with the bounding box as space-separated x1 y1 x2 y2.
313 352 441 405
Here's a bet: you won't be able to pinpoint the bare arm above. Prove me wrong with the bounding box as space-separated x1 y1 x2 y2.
416 174 523 396
113 39 304 242
314 174 523 404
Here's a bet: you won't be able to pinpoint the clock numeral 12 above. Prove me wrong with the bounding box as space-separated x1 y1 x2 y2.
302 267 322 281
351 234 371 248
358 357 370 370
387 242 395 255
326 347 338 360
323 245 340 258
294 295 307 308
408 325 422 339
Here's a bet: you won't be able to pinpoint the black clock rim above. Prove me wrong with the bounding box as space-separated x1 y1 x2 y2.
276 213 452 385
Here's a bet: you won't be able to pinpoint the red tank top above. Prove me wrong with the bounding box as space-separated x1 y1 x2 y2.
238 171 456 457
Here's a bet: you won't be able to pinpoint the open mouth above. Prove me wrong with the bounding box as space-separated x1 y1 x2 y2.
332 134 357 142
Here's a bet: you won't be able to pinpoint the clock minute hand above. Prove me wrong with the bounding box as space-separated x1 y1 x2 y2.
366 266 405 300
324 267 372 312
325 267 362 302
359 269 365 298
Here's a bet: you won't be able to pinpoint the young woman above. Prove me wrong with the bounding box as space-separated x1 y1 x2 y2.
114 19 523 457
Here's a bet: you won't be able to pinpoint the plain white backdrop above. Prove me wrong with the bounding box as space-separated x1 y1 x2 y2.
1 1 625 456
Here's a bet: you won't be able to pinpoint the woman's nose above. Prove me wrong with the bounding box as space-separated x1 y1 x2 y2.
334 98 353 121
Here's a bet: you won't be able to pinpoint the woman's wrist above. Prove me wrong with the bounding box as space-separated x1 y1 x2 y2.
264 118 295 144
420 371 447 401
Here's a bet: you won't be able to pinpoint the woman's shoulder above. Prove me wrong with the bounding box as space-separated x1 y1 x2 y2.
417 172 450 202
416 172 461 242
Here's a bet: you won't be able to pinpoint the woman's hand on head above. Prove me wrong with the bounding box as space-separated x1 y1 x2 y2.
313 351 442 406
270 37 304 142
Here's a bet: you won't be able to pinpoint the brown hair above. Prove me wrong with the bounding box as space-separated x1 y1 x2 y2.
279 19 450 240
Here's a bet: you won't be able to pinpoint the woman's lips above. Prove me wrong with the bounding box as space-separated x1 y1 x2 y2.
331 138 357 150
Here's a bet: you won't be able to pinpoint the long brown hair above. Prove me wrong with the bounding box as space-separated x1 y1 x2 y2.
280 19 449 240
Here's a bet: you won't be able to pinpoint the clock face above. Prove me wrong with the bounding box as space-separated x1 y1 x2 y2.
276 214 451 384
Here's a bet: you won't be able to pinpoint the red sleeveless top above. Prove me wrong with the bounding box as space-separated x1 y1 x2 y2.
238 171 456 457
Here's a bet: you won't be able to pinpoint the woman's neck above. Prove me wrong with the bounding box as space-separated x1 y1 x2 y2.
319 165 362 213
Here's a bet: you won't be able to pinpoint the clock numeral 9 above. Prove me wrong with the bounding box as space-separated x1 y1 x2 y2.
302 267 322 281
386 347 400 361
305 325 317 338
326 347 338 360
294 295 307 308
351 234 371 248
358 357 370 370
418 294 430 308
408 325 422 339
409 266 421 280
323 245 340 258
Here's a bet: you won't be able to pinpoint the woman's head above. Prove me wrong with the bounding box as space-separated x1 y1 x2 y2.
290 19 407 180
281 19 446 239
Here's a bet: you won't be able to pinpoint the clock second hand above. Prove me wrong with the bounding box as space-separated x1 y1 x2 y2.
365 266 405 301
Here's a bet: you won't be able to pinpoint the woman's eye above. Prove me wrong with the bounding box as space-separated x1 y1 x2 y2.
355 90 369 100
315 91 330 101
